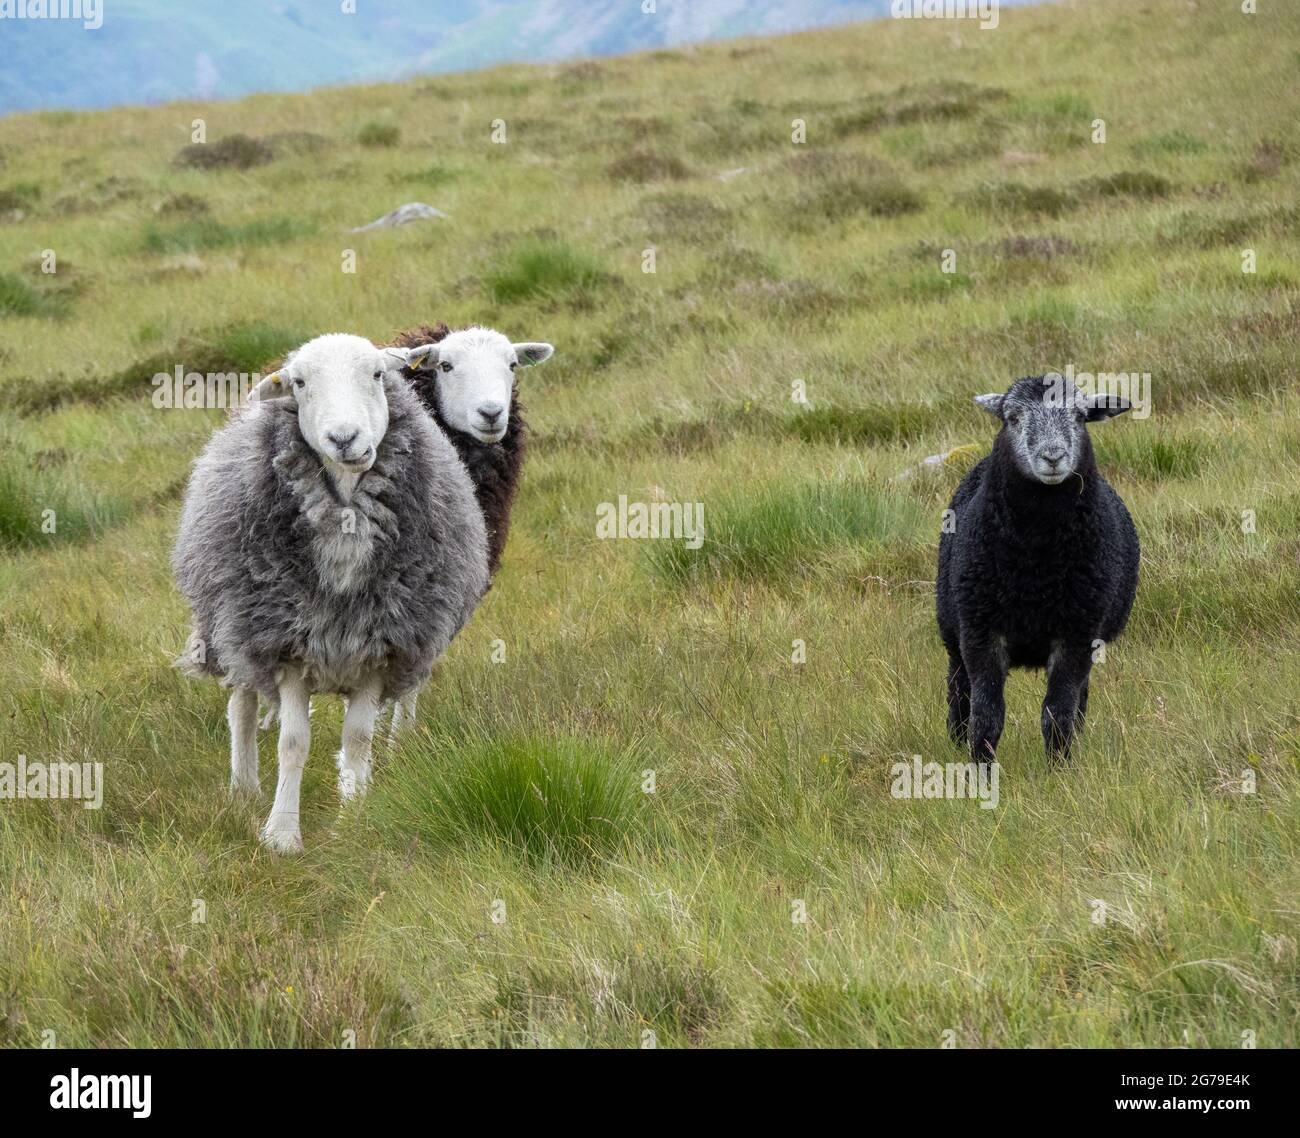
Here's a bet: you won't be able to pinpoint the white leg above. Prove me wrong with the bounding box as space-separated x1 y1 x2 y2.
388 689 418 745
261 669 310 853
338 676 383 802
228 686 259 794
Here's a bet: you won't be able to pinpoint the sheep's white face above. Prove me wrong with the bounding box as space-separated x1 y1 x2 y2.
254 334 397 474
976 375 1130 485
392 328 553 444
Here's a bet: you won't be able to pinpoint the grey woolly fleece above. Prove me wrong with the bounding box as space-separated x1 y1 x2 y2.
172 377 489 703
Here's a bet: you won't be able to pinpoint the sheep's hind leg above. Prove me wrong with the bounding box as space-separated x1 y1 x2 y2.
945 651 971 746
387 689 418 745
228 686 260 794
1042 646 1091 764
963 637 1008 764
262 668 310 853
338 676 384 802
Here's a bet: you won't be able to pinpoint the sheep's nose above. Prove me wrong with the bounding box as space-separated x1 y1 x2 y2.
1041 448 1066 466
327 429 359 452
477 402 504 425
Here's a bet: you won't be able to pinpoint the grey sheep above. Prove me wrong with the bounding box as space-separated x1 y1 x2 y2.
173 333 489 851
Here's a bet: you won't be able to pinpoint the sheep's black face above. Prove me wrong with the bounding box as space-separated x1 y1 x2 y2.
975 375 1130 486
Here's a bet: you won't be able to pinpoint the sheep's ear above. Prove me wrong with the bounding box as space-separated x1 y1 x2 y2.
1085 394 1131 421
973 393 1004 418
249 371 289 402
387 345 438 372
513 342 554 367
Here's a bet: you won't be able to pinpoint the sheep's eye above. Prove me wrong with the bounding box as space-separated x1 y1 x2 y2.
372 370 382 380
292 378 305 389
440 362 453 373
1007 413 1020 426
509 360 518 370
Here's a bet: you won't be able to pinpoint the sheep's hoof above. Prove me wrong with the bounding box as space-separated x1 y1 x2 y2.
229 776 261 798
260 820 304 854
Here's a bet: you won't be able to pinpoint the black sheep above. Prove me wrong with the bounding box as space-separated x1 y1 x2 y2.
936 374 1139 763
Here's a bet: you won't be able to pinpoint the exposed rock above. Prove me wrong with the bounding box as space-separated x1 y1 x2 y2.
351 202 448 233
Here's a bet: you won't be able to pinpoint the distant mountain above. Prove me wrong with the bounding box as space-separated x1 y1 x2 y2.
0 0 1033 115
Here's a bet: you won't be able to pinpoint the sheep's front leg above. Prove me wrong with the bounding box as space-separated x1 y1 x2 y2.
228 686 259 794
1042 644 1092 764
338 676 383 802
262 669 310 853
962 636 1008 764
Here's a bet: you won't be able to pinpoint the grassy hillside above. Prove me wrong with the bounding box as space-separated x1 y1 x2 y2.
0 0 1297 1047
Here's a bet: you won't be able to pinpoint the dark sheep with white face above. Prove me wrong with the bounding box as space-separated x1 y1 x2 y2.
389 323 553 575
936 375 1140 764
380 323 553 736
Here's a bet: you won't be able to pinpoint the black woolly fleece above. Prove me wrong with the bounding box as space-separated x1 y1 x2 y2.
937 425 1140 670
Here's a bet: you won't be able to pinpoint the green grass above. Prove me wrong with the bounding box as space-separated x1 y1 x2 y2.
0 0 1298 1049
0 321 309 413
648 481 926 585
1131 131 1208 158
0 271 50 316
0 459 128 547
1094 427 1209 480
483 239 611 304
140 216 315 254
373 732 644 865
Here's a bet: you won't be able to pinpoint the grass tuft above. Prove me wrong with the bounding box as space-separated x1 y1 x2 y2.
374 732 644 865
0 441 130 548
484 239 611 304
0 271 58 317
357 122 401 148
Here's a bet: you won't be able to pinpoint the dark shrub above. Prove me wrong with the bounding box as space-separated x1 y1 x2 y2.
607 150 690 183
357 122 401 148
175 134 274 171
